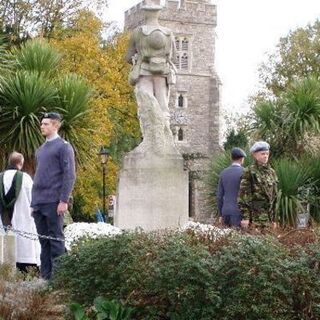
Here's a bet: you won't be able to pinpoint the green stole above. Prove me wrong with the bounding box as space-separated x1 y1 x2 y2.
0 171 23 227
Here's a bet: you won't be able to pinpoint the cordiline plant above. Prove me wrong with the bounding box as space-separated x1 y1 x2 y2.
274 158 314 227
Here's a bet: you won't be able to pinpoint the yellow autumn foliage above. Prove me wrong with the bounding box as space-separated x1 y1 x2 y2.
50 10 140 217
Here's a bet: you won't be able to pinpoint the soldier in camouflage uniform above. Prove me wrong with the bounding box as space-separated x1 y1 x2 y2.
238 141 278 227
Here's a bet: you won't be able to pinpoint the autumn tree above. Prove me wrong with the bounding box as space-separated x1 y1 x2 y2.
0 0 108 44
258 19 320 97
50 10 140 217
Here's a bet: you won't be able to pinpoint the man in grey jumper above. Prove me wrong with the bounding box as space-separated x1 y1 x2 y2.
31 112 76 280
216 147 246 228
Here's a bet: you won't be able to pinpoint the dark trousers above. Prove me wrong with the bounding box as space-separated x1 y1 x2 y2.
222 214 241 228
33 203 65 280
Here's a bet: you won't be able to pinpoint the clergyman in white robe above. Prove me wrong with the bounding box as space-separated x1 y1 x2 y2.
0 170 40 266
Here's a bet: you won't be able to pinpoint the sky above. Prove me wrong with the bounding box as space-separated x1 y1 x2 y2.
104 0 320 114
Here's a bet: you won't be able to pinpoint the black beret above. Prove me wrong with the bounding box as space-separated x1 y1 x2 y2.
41 112 62 121
231 147 247 159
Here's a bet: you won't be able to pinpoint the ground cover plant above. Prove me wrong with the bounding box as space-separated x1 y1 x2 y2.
53 227 320 320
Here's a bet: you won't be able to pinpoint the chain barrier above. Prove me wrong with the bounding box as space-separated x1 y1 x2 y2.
0 225 65 242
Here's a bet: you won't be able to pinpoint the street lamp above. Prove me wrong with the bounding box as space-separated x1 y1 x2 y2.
98 146 109 222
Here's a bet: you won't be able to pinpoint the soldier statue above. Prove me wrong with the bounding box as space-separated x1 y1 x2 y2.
125 2 177 151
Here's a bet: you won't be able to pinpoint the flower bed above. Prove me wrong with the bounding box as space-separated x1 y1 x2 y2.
64 222 122 250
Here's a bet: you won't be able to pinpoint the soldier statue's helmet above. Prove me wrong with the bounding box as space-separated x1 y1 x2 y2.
250 141 270 153
231 147 247 160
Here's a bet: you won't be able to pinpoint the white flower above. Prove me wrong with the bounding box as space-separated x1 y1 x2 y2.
181 221 232 241
64 222 122 250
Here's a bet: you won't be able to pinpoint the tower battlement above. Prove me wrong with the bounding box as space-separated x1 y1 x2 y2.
125 0 217 30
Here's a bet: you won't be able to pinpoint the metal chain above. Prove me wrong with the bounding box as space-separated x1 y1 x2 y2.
0 225 65 242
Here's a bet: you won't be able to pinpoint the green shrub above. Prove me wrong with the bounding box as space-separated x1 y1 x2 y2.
54 231 320 320
274 158 314 226
70 298 134 320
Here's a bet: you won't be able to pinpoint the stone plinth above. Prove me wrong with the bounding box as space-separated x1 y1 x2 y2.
115 153 188 231
0 231 16 267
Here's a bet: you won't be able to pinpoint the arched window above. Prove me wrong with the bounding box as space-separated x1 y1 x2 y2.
182 38 188 51
174 54 180 69
178 128 184 141
174 36 190 71
178 94 184 107
181 53 188 70
175 38 180 50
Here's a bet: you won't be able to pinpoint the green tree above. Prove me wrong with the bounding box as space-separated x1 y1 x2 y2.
0 39 92 172
223 129 248 151
258 19 320 97
252 77 320 158
0 0 108 44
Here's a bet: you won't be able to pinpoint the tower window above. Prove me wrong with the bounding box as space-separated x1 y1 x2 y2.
182 38 188 51
175 38 180 50
181 53 188 70
178 94 184 107
175 36 190 71
178 128 184 141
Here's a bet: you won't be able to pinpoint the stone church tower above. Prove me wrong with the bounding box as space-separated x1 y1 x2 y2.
124 0 221 222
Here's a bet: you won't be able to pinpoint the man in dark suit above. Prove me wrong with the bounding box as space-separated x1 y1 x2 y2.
217 147 246 227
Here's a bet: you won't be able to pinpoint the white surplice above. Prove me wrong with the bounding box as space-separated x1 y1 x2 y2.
0 170 40 265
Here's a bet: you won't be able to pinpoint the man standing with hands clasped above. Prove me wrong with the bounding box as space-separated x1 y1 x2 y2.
32 112 76 280
217 147 246 228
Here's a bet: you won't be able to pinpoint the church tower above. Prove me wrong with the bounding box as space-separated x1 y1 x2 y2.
124 0 221 222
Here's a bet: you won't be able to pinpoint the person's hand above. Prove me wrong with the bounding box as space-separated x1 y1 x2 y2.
57 201 68 216
241 220 249 228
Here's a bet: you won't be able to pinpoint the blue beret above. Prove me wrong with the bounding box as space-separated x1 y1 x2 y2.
250 141 270 153
231 147 246 159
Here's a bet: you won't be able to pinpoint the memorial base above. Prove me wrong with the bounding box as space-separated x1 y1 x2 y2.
115 153 189 231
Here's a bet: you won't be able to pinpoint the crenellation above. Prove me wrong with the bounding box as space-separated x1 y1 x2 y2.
166 0 179 10
125 0 217 29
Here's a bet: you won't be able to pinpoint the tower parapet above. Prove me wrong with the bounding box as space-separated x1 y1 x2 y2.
125 0 216 30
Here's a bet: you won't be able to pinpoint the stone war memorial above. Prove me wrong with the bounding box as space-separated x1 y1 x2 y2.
115 0 189 231
115 0 220 230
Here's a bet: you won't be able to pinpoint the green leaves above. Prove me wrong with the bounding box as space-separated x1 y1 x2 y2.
0 39 92 169
258 19 320 96
94 297 134 320
0 71 55 157
13 40 61 76
70 303 90 320
274 158 315 226
57 231 320 319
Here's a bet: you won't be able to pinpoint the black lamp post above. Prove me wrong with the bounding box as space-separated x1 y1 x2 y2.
98 146 109 222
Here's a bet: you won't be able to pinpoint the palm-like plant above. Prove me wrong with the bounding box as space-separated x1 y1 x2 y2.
12 39 61 76
0 71 57 171
55 74 92 164
0 36 13 83
274 158 314 227
251 100 288 158
0 39 92 172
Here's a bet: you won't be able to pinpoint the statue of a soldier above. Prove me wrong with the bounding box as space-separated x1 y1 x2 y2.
125 2 178 155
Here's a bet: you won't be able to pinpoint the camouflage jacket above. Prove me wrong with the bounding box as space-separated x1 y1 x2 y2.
238 162 278 224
